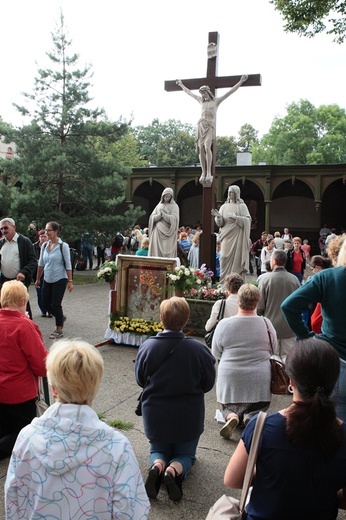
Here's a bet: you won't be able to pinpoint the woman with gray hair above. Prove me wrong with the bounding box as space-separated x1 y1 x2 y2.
212 283 277 439
5 339 150 519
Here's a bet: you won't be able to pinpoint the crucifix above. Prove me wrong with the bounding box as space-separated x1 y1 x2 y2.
165 31 261 270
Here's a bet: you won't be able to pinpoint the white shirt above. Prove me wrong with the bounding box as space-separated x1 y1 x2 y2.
1 233 21 279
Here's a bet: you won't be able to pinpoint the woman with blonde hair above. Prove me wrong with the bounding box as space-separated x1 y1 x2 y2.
0 280 47 460
212 283 277 439
5 339 150 519
285 236 306 283
135 297 215 501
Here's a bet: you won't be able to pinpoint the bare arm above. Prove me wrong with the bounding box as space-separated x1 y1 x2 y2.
224 439 249 489
176 80 201 102
216 74 248 105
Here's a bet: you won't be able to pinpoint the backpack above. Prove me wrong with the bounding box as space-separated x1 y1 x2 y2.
113 233 124 248
43 242 78 276
130 235 139 252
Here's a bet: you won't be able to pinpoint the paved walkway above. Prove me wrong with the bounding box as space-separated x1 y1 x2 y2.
0 281 345 519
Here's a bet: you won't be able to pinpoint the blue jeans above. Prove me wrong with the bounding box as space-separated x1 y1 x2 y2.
292 272 303 283
332 358 346 422
149 437 200 477
82 245 93 269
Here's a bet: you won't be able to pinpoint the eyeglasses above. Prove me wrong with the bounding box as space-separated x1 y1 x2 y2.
45 229 54 232
0 226 9 231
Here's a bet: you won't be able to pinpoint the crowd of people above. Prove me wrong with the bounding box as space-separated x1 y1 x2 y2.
1 213 346 518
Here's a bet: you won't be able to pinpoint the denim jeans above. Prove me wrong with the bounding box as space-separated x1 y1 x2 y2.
332 358 346 422
149 437 200 477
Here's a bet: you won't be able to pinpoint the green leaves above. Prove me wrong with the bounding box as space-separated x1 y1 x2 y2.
271 0 346 43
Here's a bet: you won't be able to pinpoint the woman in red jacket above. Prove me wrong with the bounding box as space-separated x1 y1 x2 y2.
0 281 48 459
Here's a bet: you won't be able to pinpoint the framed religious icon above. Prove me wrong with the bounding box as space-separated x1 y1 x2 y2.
115 255 177 322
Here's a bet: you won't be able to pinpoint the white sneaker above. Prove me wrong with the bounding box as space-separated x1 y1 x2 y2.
220 414 239 439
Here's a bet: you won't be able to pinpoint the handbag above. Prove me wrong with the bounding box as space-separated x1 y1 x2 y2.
206 411 267 519
262 317 289 395
135 337 185 416
205 299 226 349
36 377 49 417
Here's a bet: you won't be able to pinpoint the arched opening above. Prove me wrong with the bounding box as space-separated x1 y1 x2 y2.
177 180 204 227
271 179 319 253
321 179 346 234
132 180 166 227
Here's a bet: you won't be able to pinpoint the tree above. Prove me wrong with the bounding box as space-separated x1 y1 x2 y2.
237 124 259 152
131 119 198 166
251 100 346 165
1 13 143 238
271 0 346 43
215 136 237 166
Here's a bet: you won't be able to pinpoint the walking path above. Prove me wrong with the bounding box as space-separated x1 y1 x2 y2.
0 281 345 519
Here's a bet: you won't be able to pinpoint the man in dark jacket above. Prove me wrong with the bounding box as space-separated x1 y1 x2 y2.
0 217 37 317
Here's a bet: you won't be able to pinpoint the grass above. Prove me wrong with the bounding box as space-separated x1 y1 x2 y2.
72 273 102 285
97 413 134 431
107 419 134 431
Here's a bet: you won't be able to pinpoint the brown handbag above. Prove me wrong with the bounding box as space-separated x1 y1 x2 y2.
262 317 289 395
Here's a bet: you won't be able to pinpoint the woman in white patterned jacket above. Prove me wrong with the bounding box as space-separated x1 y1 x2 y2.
5 339 150 520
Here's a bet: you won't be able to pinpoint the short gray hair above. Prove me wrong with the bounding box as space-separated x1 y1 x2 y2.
0 217 15 226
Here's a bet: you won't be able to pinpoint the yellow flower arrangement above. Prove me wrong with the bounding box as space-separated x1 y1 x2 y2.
110 315 164 336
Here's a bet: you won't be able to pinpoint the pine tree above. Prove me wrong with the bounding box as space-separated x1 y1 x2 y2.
6 12 143 238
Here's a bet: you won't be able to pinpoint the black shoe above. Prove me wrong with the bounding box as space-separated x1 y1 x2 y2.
164 469 183 501
145 465 163 499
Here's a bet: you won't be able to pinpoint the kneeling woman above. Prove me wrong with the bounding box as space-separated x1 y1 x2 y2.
135 296 216 501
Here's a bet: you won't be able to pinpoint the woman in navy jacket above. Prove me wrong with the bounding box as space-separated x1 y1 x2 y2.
135 296 215 501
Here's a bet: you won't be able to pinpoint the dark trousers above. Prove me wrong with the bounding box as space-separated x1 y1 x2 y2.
0 275 32 319
42 278 67 327
36 283 47 314
82 245 93 269
97 246 105 267
0 398 36 459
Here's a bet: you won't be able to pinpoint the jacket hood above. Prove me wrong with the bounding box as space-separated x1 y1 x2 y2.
18 402 116 476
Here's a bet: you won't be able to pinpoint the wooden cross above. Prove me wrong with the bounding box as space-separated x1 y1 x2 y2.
165 31 261 271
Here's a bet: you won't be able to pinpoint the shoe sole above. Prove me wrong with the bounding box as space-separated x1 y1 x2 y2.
220 416 239 439
145 468 161 499
164 472 183 501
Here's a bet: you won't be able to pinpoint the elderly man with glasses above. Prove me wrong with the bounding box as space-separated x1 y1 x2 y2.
0 218 37 317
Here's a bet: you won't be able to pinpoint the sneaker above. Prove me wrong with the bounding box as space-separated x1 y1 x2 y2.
220 414 239 439
49 330 64 340
243 416 251 427
41 313 47 318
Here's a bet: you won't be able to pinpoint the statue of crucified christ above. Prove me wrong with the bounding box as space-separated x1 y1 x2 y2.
176 74 248 185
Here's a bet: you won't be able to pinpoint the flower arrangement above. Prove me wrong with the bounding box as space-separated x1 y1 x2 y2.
195 264 214 282
110 315 164 336
166 265 203 295
97 261 118 283
187 286 226 301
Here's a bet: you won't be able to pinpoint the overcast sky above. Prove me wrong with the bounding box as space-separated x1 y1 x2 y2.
2 0 345 138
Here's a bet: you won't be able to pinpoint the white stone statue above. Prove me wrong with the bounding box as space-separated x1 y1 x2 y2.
148 187 179 258
211 185 251 283
176 75 248 186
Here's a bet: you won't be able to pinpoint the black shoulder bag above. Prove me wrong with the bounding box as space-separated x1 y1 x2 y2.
205 298 226 349
135 337 185 416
